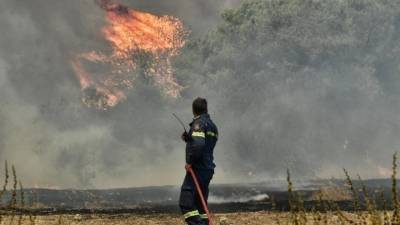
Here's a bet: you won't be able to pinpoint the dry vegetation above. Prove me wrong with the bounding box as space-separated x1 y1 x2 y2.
2 154 400 224
0 213 280 225
0 212 395 225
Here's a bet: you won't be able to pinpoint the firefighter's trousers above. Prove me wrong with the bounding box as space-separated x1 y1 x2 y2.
179 169 213 225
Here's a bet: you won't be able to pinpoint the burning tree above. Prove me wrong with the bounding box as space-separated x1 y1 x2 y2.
71 0 187 110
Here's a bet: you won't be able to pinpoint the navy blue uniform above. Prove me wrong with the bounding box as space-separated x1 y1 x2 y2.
179 114 218 225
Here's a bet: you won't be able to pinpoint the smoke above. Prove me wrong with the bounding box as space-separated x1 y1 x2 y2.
0 0 399 189
0 0 242 188
208 194 269 204
175 0 400 183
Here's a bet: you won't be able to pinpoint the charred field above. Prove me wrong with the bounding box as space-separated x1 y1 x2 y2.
1 179 392 214
0 178 399 225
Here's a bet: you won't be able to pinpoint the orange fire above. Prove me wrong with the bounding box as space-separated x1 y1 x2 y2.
71 0 187 110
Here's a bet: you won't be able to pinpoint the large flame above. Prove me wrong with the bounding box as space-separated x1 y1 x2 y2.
71 0 187 110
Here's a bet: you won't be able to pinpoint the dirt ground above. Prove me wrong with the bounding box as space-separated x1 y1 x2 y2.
0 211 376 225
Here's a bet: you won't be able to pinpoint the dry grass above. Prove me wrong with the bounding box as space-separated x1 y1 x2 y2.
0 212 395 225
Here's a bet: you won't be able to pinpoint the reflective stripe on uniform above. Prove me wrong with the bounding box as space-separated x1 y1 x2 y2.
206 131 218 137
184 210 200 219
200 214 208 219
192 131 205 138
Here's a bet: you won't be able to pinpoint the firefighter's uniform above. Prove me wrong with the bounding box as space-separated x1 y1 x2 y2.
179 113 218 225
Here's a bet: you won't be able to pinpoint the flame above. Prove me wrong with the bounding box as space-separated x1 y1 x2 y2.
71 0 187 110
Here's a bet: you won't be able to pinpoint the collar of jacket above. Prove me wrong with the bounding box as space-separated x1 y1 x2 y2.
194 113 209 120
190 113 209 126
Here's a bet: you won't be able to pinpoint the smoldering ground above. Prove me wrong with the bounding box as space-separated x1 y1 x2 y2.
0 0 399 189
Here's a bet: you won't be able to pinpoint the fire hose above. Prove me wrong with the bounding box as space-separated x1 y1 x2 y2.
186 165 215 225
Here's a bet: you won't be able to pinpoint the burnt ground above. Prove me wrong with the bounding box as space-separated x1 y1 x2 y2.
0 178 396 215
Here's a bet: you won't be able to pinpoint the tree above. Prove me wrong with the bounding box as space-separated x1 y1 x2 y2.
174 0 400 177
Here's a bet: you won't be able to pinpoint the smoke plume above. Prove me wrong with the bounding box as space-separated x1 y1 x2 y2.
0 0 399 189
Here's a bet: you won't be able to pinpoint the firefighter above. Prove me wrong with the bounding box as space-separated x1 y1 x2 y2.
179 97 218 225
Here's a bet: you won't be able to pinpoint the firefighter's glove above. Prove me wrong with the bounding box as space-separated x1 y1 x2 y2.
185 164 192 171
181 131 189 142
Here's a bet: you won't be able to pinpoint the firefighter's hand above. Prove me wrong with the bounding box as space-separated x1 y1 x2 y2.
181 131 189 142
185 164 192 171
